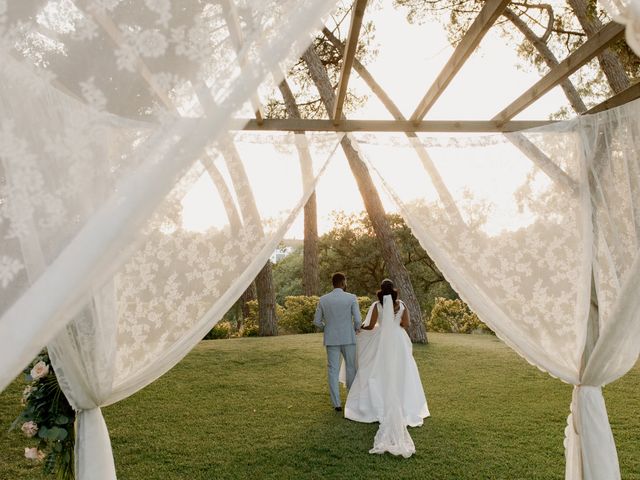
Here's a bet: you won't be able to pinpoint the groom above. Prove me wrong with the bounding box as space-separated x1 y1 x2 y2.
314 272 361 411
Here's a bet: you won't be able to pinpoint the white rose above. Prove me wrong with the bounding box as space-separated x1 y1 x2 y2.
21 421 38 438
24 447 45 461
30 361 49 380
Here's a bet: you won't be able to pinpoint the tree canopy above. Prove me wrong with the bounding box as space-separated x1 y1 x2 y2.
394 0 638 115
273 212 458 319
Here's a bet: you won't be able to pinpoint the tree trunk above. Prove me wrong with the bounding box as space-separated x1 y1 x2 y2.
203 157 243 232
278 79 320 296
221 139 278 336
202 156 258 334
302 194 320 296
340 138 427 343
302 46 427 343
256 262 278 336
503 8 587 113
567 0 630 94
239 282 256 331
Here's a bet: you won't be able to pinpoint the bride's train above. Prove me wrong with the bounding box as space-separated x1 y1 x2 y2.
340 295 429 457
369 405 415 458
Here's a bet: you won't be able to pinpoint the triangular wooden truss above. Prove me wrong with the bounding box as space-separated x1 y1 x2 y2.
239 0 639 133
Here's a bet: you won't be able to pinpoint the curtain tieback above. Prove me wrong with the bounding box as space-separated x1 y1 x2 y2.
75 408 117 480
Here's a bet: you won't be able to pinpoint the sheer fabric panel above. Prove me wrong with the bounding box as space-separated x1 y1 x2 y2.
576 99 640 480
353 129 592 383
0 0 338 392
356 99 640 480
47 130 341 478
582 99 640 386
599 0 640 55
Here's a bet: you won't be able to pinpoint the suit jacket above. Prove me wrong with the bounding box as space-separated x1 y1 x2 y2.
314 288 361 346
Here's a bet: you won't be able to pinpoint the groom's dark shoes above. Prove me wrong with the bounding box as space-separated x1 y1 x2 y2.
334 406 342 412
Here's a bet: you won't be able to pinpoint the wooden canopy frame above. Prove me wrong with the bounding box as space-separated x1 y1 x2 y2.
237 1 638 133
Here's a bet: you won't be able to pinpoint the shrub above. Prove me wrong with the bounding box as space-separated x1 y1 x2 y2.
205 321 232 340
239 300 284 337
239 301 260 337
277 295 373 334
427 297 493 334
279 296 320 334
240 320 259 337
357 296 373 323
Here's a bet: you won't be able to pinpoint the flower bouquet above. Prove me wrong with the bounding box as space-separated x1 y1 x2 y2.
10 350 76 479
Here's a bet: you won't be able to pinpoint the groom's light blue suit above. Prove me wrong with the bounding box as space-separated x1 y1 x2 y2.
314 288 361 408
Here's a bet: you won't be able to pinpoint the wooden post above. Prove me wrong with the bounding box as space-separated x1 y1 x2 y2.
411 0 511 121
493 21 625 125
332 0 369 124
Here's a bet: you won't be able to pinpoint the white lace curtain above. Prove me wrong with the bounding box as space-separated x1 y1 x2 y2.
45 130 341 479
600 0 640 55
355 97 640 480
0 1 340 478
1 2 639 480
0 0 339 387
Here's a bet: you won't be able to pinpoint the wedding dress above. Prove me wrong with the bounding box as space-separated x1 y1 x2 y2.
342 295 429 457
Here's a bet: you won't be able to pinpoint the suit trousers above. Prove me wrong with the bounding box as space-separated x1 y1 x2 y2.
326 344 357 407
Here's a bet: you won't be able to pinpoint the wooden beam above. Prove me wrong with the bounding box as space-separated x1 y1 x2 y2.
236 118 552 132
322 26 466 224
221 1 264 125
586 81 640 114
493 21 625 124
506 133 578 194
326 28 580 206
411 0 511 122
323 27 403 120
332 0 368 124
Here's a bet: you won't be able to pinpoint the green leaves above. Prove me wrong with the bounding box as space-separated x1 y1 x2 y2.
55 415 70 426
427 297 493 334
12 350 75 480
38 425 68 442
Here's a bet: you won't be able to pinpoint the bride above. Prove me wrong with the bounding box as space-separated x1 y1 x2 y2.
341 279 429 458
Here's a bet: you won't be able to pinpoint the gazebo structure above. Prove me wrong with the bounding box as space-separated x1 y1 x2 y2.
239 0 638 133
0 1 639 479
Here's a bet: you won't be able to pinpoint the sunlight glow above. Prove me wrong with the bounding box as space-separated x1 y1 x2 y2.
182 3 578 240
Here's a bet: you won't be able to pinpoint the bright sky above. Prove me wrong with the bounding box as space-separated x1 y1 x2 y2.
283 4 573 239
182 3 583 239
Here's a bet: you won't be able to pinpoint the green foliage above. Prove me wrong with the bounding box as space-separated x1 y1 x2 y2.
427 297 493 334
318 211 383 296
240 300 285 337
318 211 456 317
239 301 260 337
272 248 304 304
264 4 380 120
10 351 75 480
357 296 373 322
279 296 320 334
394 0 640 111
277 295 372 334
204 321 233 340
240 321 259 338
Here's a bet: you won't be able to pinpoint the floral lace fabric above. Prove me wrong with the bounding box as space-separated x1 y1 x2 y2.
0 2 340 478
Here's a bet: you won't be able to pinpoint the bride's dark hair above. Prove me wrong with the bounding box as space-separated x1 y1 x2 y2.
377 278 398 304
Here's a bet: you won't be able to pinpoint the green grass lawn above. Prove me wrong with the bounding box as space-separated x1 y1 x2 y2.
1 333 639 479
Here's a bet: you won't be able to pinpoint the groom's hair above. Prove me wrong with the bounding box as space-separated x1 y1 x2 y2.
332 272 346 287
